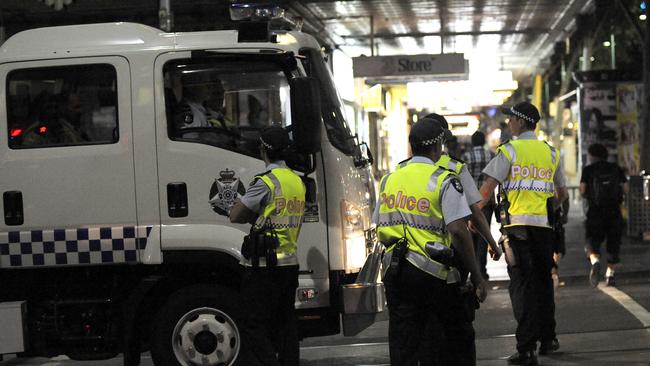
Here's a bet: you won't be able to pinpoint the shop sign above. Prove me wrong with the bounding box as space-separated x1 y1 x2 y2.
352 53 468 81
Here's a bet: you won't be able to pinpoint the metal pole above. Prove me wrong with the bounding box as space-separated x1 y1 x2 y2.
370 15 374 57
641 17 650 171
440 14 445 54
610 33 616 69
159 0 173 32
582 37 592 71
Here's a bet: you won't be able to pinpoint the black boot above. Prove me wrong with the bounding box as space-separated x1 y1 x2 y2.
539 338 560 355
507 350 538 365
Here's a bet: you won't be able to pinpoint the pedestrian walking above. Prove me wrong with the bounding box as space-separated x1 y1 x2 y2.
462 130 496 279
479 101 568 365
579 143 627 287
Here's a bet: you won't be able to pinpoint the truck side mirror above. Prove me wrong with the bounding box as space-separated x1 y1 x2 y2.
290 77 321 154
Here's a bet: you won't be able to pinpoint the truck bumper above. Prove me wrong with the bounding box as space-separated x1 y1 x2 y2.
0 301 27 354
340 237 387 336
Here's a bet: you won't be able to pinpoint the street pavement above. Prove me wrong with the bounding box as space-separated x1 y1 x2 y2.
3 202 650 365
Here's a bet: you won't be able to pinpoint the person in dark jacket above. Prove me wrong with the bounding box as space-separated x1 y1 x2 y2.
579 143 628 287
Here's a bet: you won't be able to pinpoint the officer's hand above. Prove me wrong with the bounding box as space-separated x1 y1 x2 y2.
467 220 477 233
473 278 488 303
488 242 502 261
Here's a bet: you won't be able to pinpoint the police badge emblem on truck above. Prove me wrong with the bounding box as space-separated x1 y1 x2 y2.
209 169 246 216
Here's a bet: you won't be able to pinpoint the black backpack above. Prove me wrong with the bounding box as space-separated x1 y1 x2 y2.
588 164 622 208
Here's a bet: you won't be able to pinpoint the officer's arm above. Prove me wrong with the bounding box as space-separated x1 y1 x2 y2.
229 179 270 224
555 187 569 207
469 204 501 260
553 159 569 206
441 179 488 301
478 176 500 209
478 151 510 209
448 220 488 302
229 201 257 224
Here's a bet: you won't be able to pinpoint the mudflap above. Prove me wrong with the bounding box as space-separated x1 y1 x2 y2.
340 238 388 336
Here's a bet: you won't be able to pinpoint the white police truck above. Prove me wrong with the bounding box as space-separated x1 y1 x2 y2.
0 5 384 366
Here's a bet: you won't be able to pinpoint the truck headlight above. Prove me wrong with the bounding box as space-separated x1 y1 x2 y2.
341 200 366 273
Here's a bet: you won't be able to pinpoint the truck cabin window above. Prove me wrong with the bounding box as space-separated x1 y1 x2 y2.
164 60 293 159
6 64 118 149
299 48 357 156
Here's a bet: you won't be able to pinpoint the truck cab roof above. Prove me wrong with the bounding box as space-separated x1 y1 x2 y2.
0 22 320 62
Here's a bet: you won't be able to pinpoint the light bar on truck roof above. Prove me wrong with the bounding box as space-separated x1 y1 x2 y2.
230 3 285 21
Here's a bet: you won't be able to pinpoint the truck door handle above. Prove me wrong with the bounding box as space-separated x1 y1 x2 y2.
3 191 24 226
167 183 188 218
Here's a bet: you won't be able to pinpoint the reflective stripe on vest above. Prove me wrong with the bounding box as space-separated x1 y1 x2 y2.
377 211 445 232
381 249 461 284
242 168 306 267
498 140 559 228
502 180 555 194
377 162 454 280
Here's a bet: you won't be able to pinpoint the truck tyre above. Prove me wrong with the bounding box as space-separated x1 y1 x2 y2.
150 284 242 366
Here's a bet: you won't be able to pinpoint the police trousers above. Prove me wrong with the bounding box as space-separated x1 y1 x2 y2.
384 260 476 366
505 226 556 353
239 265 299 366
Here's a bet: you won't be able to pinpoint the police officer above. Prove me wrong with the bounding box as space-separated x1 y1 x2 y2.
377 117 488 366
479 102 568 365
399 113 502 266
230 126 306 366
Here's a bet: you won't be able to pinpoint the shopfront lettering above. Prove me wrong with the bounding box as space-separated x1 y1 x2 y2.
398 57 436 73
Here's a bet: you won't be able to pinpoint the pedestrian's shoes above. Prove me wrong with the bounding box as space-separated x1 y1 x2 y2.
507 350 538 365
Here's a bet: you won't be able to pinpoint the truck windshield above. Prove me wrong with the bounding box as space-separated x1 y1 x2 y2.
299 48 357 156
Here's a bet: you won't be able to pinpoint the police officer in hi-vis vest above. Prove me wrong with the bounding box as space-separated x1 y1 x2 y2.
397 114 502 267
376 118 488 366
230 126 306 366
479 102 568 366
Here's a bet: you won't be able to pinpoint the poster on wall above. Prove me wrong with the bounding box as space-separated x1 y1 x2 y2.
575 70 642 174
579 83 618 165
616 84 642 175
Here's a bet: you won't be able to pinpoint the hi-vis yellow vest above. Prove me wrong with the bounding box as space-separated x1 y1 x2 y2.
437 154 464 174
377 162 458 282
252 168 306 267
498 139 559 228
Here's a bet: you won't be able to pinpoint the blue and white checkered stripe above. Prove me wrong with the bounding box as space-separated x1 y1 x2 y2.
0 226 153 268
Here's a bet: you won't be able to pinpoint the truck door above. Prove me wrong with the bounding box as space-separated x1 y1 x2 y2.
0 57 139 268
153 52 330 299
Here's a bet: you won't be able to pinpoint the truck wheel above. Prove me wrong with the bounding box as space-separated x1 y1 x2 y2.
151 284 242 366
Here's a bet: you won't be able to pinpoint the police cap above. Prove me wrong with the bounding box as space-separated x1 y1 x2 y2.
421 112 453 141
260 126 290 152
409 117 446 147
501 101 540 124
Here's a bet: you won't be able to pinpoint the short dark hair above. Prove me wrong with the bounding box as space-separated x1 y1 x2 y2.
588 143 608 160
411 143 436 156
265 148 286 161
471 131 486 147
523 119 537 130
